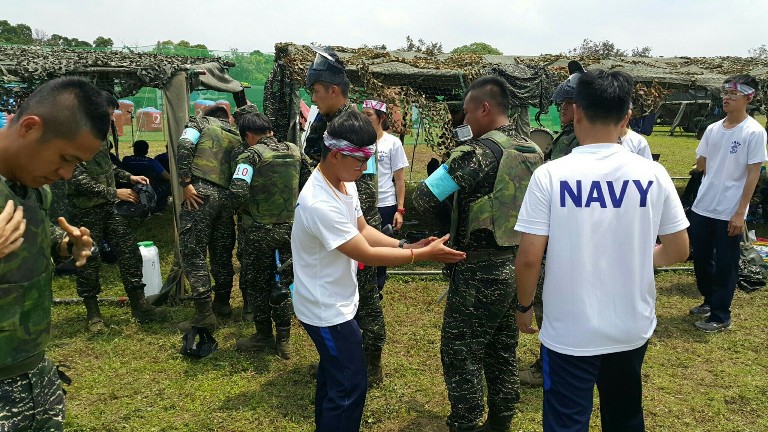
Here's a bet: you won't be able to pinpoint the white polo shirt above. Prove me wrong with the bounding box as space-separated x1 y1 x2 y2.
291 169 363 327
515 144 689 356
692 116 767 221
376 133 409 207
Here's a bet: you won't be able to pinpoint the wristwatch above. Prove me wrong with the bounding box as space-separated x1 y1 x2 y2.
397 207 406 216
398 239 408 248
516 301 533 313
180 179 192 188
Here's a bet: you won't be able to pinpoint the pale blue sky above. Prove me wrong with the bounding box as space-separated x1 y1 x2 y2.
4 0 766 56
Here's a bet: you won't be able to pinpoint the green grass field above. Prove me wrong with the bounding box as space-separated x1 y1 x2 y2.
49 119 768 431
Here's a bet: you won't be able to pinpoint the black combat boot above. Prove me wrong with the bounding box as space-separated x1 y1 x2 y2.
212 287 232 319
483 414 513 432
448 422 484 432
177 297 218 332
365 349 384 387
126 289 163 323
83 297 105 333
275 326 291 360
235 322 274 351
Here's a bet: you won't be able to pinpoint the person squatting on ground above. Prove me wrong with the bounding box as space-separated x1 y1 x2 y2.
121 139 172 213
413 75 544 432
361 100 410 294
291 110 465 432
176 104 241 332
0 77 107 431
66 91 162 332
229 110 311 359
688 74 767 332
304 46 387 385
514 69 690 432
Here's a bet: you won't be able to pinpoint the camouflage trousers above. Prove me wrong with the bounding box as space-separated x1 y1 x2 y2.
0 357 64 432
354 174 385 352
178 181 235 299
441 258 520 429
69 204 144 298
238 223 292 328
355 262 386 352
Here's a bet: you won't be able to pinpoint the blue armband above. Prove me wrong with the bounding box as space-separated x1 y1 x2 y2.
180 128 201 144
424 164 460 201
363 156 377 175
232 163 254 184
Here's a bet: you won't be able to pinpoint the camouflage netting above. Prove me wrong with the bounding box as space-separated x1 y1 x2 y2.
264 43 768 156
0 44 228 110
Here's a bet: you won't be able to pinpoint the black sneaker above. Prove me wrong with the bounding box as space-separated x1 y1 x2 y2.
689 303 711 316
694 319 731 333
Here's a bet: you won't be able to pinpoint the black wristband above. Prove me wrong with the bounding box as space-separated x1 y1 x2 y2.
398 239 407 248
180 179 192 188
516 301 533 313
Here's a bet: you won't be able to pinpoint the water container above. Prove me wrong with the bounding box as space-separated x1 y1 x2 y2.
138 241 162 296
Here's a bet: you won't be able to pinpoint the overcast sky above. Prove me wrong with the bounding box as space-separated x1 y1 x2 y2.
3 0 766 57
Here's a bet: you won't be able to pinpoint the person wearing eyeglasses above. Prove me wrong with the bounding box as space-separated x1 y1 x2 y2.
304 47 387 386
688 74 767 332
546 60 585 161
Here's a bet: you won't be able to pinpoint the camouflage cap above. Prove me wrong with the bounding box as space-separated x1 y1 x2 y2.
232 104 260 125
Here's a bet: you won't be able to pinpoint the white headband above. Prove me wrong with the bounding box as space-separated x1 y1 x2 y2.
363 100 387 113
723 82 755 97
323 132 376 158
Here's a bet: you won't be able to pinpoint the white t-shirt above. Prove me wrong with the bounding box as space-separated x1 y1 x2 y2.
621 130 653 160
376 133 409 207
515 144 689 356
692 116 767 221
291 169 363 327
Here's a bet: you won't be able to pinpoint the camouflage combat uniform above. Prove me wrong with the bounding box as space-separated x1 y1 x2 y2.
305 103 386 358
176 116 240 307
413 124 543 431
547 122 579 161
67 141 146 300
0 179 67 431
230 136 311 355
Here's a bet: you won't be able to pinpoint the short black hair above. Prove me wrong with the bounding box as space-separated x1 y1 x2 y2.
723 74 759 94
238 112 273 140
574 69 633 125
11 77 111 142
133 139 149 156
372 109 390 131
465 76 511 113
203 105 230 120
321 111 377 160
102 90 120 110
316 80 351 98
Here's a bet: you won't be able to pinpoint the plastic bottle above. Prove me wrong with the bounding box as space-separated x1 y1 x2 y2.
138 241 162 296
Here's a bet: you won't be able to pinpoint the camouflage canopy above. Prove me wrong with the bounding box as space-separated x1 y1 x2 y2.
264 42 768 156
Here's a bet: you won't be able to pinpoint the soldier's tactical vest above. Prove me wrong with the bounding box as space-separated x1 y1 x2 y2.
463 130 543 247
191 122 242 188
0 181 53 379
243 142 302 226
68 142 116 208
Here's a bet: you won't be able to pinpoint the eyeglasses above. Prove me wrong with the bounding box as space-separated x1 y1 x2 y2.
344 154 370 169
722 91 746 100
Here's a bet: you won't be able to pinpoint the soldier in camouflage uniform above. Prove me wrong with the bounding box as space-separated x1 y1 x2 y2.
520 62 586 387
413 76 544 432
176 105 241 332
546 61 584 161
0 77 107 432
230 112 311 359
67 93 162 332
304 46 387 384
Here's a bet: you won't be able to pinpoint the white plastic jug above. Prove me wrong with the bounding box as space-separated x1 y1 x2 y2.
138 241 162 296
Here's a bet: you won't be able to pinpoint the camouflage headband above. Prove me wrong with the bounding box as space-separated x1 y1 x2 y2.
323 131 375 159
363 100 387 113
723 82 755 97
